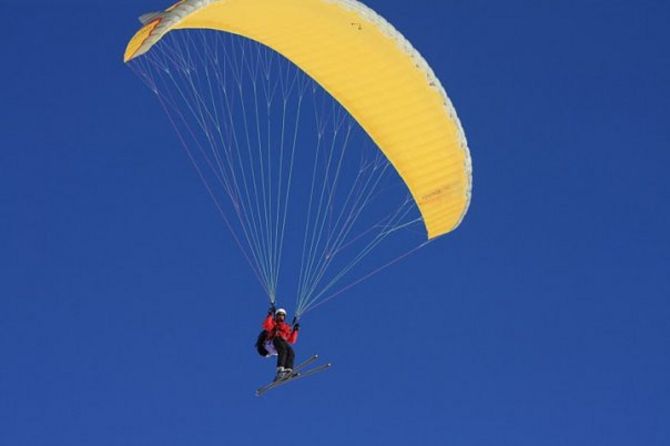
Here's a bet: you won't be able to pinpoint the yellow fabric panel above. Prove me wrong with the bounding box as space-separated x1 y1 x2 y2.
125 20 161 62
124 0 470 239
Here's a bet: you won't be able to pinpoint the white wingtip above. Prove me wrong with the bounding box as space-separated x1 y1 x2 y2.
138 12 162 25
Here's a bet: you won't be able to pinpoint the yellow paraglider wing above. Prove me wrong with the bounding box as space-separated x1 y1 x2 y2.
124 0 472 239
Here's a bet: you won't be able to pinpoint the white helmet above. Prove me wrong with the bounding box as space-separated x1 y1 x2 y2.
275 308 287 316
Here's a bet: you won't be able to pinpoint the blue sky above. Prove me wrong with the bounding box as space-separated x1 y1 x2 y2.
1 1 669 445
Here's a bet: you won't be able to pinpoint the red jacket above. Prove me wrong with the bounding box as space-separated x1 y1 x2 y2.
262 314 298 344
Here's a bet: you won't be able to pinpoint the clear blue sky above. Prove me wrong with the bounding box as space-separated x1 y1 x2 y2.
2 1 669 445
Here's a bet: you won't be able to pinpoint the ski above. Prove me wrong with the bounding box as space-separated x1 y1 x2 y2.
255 354 319 396
255 363 332 396
256 356 331 396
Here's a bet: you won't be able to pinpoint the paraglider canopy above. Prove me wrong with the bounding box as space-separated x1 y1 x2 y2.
124 0 472 240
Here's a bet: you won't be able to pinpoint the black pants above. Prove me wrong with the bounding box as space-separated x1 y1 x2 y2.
272 337 295 369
